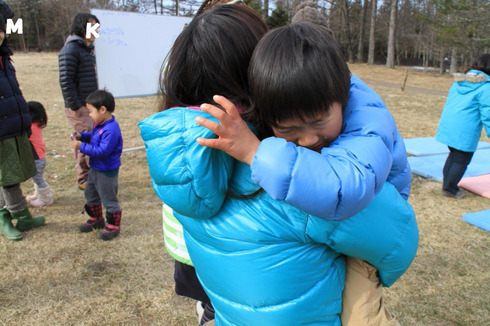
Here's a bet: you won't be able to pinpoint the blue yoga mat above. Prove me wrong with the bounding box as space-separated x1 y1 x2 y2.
404 137 490 156
408 149 490 182
462 210 490 232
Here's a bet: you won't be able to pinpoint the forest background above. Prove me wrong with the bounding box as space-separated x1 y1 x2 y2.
5 0 490 73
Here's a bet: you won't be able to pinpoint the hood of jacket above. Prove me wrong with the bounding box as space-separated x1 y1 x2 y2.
64 35 94 50
452 70 489 95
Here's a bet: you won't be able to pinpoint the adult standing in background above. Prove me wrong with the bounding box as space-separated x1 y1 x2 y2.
58 13 100 190
436 54 490 198
0 1 45 241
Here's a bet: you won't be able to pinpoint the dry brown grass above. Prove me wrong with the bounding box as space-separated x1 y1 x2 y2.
0 53 488 325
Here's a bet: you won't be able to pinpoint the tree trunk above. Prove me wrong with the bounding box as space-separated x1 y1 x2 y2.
34 12 42 50
386 0 398 68
340 0 354 62
450 48 457 74
357 0 368 62
367 0 376 64
154 0 158 14
176 0 179 16
264 0 269 17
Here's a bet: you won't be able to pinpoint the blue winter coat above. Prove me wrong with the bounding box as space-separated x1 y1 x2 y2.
251 75 412 221
436 70 490 152
139 108 418 326
79 116 123 172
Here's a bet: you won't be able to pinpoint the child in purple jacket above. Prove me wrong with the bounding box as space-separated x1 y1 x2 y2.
71 90 123 240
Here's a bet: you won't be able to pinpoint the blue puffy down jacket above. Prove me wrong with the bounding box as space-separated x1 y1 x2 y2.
139 108 418 326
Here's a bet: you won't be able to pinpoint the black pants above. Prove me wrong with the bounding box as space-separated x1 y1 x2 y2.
174 260 212 306
442 147 474 194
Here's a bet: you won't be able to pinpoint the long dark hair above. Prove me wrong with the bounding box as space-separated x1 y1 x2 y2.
27 101 48 128
70 13 100 39
160 4 267 112
249 23 350 139
466 53 490 75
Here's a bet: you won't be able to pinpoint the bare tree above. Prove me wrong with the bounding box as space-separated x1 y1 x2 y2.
264 0 269 17
367 0 376 64
385 0 397 68
356 0 368 62
339 0 354 62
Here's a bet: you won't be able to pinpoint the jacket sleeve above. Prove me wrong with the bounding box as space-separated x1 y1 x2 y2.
59 47 83 110
80 130 118 158
139 108 235 219
251 132 392 221
306 182 419 287
480 84 490 137
79 131 91 143
251 80 400 221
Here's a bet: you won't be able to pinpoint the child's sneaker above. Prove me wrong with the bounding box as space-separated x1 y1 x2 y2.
196 301 215 326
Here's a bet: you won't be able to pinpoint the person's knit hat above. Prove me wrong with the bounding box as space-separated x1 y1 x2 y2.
291 1 334 37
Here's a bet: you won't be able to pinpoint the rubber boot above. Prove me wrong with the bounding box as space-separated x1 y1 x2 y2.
98 211 121 241
25 185 38 203
29 185 54 207
11 207 45 232
79 204 105 232
0 208 22 241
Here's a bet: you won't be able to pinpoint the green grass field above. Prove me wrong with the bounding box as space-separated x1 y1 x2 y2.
0 53 488 325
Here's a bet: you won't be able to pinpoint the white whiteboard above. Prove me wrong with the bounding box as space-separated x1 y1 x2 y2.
91 9 191 98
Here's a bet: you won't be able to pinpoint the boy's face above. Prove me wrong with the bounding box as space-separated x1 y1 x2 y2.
87 104 109 124
271 102 343 152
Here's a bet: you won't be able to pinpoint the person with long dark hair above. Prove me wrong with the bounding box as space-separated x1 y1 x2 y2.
141 8 418 325
58 13 100 191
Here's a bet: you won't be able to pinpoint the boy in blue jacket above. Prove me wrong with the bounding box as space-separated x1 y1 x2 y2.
71 90 123 241
197 23 413 325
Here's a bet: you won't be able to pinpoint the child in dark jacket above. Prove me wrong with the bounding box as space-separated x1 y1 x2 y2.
71 90 123 241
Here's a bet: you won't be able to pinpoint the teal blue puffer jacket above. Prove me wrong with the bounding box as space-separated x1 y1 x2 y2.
139 108 418 326
436 70 490 152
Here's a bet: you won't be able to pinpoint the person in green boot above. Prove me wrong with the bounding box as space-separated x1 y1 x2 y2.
0 2 45 241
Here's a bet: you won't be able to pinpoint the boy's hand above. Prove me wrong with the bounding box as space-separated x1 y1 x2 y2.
196 95 260 165
71 132 81 140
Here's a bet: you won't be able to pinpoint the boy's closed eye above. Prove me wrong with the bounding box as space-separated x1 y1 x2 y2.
271 102 343 151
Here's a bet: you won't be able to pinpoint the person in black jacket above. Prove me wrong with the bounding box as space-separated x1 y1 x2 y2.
0 1 45 241
58 13 100 190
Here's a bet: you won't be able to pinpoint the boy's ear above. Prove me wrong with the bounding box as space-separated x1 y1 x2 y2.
100 105 108 114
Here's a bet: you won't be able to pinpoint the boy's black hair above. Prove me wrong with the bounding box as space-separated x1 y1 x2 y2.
249 22 351 138
27 101 48 128
466 53 490 75
86 90 115 112
70 13 100 39
160 4 267 112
